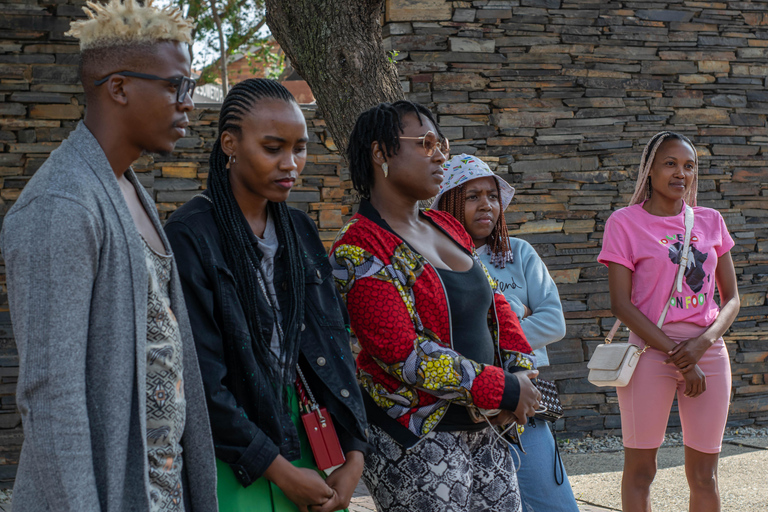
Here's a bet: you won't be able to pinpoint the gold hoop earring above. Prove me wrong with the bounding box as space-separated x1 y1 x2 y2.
382 162 389 178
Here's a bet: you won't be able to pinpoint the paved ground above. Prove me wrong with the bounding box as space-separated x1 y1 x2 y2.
349 436 768 512
564 438 768 512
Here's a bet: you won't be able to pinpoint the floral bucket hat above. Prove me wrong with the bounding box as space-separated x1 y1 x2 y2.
430 153 515 211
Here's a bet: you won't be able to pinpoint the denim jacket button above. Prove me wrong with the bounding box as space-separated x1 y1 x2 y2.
316 357 326 366
315 268 322 279
340 388 350 398
301 323 306 332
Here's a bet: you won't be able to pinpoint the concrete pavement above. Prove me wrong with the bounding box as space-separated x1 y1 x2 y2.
563 437 768 512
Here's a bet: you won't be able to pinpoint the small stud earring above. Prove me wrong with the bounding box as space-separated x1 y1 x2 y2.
227 153 236 169
382 162 389 178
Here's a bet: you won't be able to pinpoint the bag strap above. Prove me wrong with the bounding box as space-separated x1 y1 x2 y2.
295 365 330 424
605 204 694 344
250 253 323 420
604 320 623 344
656 204 694 326
551 429 565 486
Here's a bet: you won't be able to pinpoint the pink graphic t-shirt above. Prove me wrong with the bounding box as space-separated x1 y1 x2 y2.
598 201 734 327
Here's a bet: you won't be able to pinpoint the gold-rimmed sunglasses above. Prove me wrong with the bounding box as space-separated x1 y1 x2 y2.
400 130 450 157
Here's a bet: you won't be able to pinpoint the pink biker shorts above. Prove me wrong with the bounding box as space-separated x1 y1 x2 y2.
617 322 732 454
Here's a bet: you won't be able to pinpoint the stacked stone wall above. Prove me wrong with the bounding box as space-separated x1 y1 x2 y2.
384 0 768 436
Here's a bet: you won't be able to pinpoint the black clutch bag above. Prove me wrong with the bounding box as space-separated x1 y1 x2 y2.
533 378 563 422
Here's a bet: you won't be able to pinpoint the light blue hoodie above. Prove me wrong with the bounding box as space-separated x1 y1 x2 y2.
476 238 566 367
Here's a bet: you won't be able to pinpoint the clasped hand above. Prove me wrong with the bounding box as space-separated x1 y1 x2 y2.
310 451 364 512
664 336 710 398
664 336 710 372
265 450 364 512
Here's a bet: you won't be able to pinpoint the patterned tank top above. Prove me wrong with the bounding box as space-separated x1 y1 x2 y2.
142 238 186 512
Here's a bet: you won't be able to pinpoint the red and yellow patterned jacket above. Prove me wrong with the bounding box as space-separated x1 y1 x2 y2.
330 200 534 440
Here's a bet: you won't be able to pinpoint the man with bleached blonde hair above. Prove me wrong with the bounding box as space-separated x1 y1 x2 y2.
0 1 218 510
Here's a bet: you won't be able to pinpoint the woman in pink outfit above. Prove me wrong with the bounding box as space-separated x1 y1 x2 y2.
597 131 739 512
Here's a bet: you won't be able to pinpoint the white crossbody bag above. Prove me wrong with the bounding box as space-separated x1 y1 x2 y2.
588 205 694 387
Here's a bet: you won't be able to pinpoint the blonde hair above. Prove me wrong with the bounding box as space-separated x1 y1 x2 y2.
629 131 698 207
66 0 193 51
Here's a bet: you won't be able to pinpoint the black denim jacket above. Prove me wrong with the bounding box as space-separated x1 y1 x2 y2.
165 193 368 487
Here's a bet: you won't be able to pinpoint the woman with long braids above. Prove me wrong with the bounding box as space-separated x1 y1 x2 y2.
165 78 368 512
598 132 739 511
434 154 579 512
330 101 542 512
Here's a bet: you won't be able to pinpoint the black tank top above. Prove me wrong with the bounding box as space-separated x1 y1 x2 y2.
434 258 496 431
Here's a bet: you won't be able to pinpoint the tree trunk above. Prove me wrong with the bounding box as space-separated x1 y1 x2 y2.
265 0 404 159
209 0 229 95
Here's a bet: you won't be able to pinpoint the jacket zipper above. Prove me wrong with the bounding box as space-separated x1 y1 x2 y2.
490 277 504 367
412 257 453 440
430 261 455 351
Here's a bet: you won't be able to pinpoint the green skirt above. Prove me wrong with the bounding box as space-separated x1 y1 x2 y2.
215 388 349 512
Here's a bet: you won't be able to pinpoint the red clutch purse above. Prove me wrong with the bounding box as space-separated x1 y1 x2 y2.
296 367 346 471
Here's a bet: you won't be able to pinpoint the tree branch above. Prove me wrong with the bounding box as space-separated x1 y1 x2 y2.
209 0 229 94
195 18 268 86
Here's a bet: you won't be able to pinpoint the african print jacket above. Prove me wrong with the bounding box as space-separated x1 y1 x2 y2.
330 200 534 441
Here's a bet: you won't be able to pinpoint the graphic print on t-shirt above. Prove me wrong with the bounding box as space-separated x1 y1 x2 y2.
667 240 708 292
658 233 710 309
494 275 521 294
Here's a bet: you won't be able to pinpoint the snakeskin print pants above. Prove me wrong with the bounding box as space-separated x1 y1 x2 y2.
362 424 523 512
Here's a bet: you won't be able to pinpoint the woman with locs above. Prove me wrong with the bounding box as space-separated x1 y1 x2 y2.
598 131 739 512
434 153 580 512
165 79 368 512
330 101 542 512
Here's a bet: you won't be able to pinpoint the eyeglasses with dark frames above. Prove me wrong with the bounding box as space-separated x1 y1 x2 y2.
94 71 196 104
399 130 450 157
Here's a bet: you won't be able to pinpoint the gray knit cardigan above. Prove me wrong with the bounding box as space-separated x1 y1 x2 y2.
0 122 218 512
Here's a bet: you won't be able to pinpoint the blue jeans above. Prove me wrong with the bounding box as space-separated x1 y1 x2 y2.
512 418 580 512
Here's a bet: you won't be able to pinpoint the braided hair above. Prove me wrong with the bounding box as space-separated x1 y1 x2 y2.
629 131 698 207
208 78 305 408
347 100 444 199
438 183 514 268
